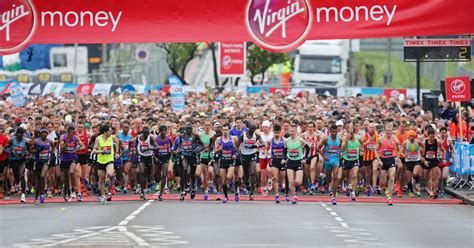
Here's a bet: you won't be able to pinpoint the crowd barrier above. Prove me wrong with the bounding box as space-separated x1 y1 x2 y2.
450 143 474 190
0 80 436 99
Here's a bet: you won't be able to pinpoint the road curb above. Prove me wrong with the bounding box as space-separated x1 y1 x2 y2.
444 188 474 206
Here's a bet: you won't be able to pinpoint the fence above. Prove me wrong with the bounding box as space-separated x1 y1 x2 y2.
450 143 474 190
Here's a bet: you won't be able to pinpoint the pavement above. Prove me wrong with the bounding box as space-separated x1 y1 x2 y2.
1 193 473 247
445 188 474 206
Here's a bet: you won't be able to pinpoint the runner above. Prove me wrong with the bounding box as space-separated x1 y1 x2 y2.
303 121 321 195
76 121 91 198
318 124 342 205
341 124 364 201
236 122 265 201
7 127 31 203
375 123 401 206
257 120 273 196
135 126 158 200
270 124 287 203
438 127 453 196
95 125 121 203
117 121 133 194
401 130 423 198
30 128 54 205
213 123 238 203
363 123 379 196
59 125 85 202
395 122 409 197
0 124 9 199
154 125 173 201
209 123 222 201
422 128 445 199
283 123 306 204
197 120 215 200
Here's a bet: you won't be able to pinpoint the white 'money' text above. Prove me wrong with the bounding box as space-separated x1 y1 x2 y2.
316 4 397 26
41 11 123 32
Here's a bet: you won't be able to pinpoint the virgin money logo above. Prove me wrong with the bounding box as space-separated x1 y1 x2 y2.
246 0 312 52
451 79 465 94
222 55 232 69
0 0 36 55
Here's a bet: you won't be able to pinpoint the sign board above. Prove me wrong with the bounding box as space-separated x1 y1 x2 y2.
445 76 471 102
218 42 246 77
169 75 185 112
10 81 26 107
404 38 471 62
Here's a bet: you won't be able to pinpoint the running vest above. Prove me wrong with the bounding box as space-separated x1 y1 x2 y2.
181 134 197 157
76 130 89 155
259 132 273 159
287 137 304 161
36 138 51 162
441 138 451 161
241 132 258 155
117 131 132 160
424 139 438 161
324 136 341 164
156 136 171 157
363 132 378 161
271 137 285 160
304 131 318 157
405 140 420 162
10 138 27 161
137 135 154 157
61 135 78 161
379 137 396 158
343 137 360 161
97 135 114 164
220 137 235 161
200 131 215 159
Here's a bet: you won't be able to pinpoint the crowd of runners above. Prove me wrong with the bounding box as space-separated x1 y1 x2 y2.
0 89 472 206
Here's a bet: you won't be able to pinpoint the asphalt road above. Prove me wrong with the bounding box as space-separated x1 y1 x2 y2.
1 197 472 248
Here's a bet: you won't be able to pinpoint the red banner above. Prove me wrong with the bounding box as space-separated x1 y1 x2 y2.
219 42 247 77
384 88 407 100
445 76 471 102
1 0 474 54
77 84 94 95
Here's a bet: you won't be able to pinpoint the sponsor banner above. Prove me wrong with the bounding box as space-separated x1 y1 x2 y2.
77 84 94 95
0 0 473 54
109 84 122 95
291 87 314 96
121 84 136 93
315 88 337 96
10 81 26 107
169 75 186 112
133 85 147 95
92 83 112 96
42 82 63 96
338 87 361 97
27 82 45 96
383 88 407 100
270 87 290 94
445 76 471 102
61 83 78 94
219 42 246 77
183 85 206 93
0 81 11 95
404 39 471 47
20 82 33 95
406 88 430 101
247 86 269 94
361 88 384 95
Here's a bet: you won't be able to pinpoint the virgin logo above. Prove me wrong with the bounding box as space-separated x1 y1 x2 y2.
246 0 312 52
451 79 465 94
0 0 36 55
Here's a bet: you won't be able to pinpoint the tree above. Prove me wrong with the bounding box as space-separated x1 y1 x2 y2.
159 43 199 85
246 43 290 85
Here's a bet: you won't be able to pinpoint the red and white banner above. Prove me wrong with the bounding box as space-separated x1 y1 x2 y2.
384 88 407 100
445 76 471 102
404 39 471 47
1 0 474 54
219 42 246 77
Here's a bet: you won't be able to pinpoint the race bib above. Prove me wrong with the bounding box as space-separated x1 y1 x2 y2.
426 151 436 159
14 146 24 155
347 149 358 159
39 149 50 160
289 149 299 158
367 143 377 150
65 143 76 153
222 150 232 158
328 146 338 154
406 151 419 161
272 148 284 158
103 146 112 154
382 149 393 157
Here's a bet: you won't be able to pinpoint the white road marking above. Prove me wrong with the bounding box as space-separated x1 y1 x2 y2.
320 203 349 228
117 226 149 246
325 207 333 211
329 211 338 216
335 217 344 222
119 199 155 226
340 223 349 228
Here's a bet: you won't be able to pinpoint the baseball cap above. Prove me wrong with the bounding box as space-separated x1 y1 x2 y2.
262 120 271 127
15 117 22 124
336 120 344 126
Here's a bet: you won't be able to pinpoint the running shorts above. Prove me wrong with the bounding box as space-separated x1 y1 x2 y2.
77 154 89 165
0 159 8 172
363 159 375 167
287 159 303 171
9 159 26 169
96 162 112 171
380 157 396 171
156 155 171 165
343 159 359 170
405 161 420 172
241 154 257 166
270 159 285 171
33 161 49 172
60 160 75 169
139 156 153 167
259 158 271 170
200 158 211 165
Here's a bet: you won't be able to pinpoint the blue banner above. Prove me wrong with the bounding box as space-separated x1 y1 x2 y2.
452 143 474 175
169 75 185 112
10 81 25 107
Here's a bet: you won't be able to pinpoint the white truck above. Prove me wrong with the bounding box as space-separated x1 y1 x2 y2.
50 46 88 84
293 40 356 87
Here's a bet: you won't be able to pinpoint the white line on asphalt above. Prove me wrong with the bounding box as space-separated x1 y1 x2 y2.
329 211 338 216
340 223 349 228
321 203 327 207
320 203 349 228
335 217 344 222
117 226 150 246
118 221 129 226
325 207 333 211
119 199 155 226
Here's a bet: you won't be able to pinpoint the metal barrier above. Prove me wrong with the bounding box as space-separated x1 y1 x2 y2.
449 143 474 190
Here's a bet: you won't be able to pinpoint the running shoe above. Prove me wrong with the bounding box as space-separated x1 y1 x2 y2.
365 188 371 197
141 192 147 201
345 188 351 197
292 197 297 205
127 184 132 190
209 183 215 194
204 193 209 201
234 192 240 202
384 188 390 197
257 187 263 194
285 194 290 202
179 192 185 202
122 188 128 194
309 189 315 196
429 192 434 199
47 190 53 198
433 193 438 199
106 193 112 202
249 193 254 201
351 192 356 202
34 199 39 205
20 193 26 203
30 187 35 194
190 190 196 200
223 196 229 203
275 195 280 204
111 186 117 195
40 194 45 204
164 188 169 194
408 192 415 198
158 194 163 201
99 196 105 204
387 198 393 206
77 193 83 202
397 189 403 198
215 193 221 201
416 191 421 197
263 189 268 196
71 192 76 198
331 197 337 205
319 185 326 193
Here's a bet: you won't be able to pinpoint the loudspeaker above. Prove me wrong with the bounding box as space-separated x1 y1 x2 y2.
423 94 439 117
